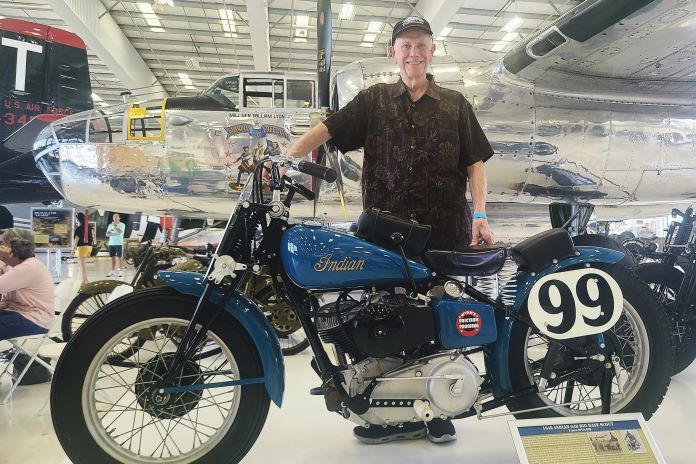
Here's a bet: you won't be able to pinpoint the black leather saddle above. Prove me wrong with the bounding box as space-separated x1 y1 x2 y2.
510 228 576 273
424 246 508 277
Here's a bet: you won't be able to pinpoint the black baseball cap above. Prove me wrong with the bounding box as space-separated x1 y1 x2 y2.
391 16 433 44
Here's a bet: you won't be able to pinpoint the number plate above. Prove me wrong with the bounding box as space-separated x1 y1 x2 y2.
528 268 623 339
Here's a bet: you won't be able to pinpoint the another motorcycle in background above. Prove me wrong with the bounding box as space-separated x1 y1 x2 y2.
635 207 696 375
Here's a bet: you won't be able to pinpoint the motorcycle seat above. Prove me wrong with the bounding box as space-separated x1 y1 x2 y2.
424 246 508 277
510 228 576 273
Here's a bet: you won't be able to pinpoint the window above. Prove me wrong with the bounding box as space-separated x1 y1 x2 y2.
202 75 239 109
286 79 314 108
242 78 284 108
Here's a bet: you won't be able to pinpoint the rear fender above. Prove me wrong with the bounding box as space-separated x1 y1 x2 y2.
489 246 624 398
158 271 284 407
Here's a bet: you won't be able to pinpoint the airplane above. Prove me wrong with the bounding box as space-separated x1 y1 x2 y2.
31 0 696 236
0 18 94 227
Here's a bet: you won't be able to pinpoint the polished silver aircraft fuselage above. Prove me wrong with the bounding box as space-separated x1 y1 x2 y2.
33 0 696 221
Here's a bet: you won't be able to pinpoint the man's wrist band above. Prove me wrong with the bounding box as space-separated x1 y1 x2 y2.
472 212 487 220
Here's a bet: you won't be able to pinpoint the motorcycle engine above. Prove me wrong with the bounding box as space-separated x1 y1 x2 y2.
341 352 483 426
315 292 436 358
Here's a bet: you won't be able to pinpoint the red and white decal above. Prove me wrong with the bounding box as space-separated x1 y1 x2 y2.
456 310 482 337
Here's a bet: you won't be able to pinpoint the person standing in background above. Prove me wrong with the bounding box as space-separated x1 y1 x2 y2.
71 212 93 285
106 213 125 278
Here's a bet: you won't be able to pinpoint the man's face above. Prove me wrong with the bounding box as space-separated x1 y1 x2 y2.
113 214 120 223
390 28 435 81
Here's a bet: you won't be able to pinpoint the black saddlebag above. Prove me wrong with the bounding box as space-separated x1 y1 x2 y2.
510 228 576 273
355 209 431 259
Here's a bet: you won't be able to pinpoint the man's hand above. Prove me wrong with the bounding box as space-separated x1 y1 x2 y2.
470 218 496 246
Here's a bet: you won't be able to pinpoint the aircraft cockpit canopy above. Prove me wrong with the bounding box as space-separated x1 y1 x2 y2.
204 73 316 111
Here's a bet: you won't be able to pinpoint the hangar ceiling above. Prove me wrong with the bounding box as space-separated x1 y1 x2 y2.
0 0 581 106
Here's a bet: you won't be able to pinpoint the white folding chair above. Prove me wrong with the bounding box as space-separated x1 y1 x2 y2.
0 315 60 404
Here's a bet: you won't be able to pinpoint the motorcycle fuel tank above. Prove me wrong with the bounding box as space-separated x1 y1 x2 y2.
280 225 433 289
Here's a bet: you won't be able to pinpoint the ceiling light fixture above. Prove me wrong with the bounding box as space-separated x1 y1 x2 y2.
363 33 376 42
219 9 236 33
367 21 382 33
137 2 162 27
491 42 507 52
437 26 452 40
502 32 518 42
339 3 355 21
178 72 194 86
501 17 523 33
91 93 103 101
295 15 310 27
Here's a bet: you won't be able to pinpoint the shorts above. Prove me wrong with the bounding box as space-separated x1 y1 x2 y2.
76 246 92 258
109 245 123 257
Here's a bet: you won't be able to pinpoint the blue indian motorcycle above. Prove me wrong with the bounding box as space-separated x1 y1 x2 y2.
51 158 673 463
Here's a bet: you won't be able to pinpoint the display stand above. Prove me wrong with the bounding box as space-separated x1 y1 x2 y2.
508 413 665 464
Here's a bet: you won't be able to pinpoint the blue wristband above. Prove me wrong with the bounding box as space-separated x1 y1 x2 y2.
472 212 487 220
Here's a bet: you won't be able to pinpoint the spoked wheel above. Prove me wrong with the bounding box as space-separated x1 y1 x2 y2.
637 262 696 375
507 266 672 420
61 291 111 341
255 286 309 356
61 290 146 361
51 288 270 464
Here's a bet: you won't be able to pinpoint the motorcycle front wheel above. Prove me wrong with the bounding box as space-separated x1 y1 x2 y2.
51 287 270 464
506 265 672 420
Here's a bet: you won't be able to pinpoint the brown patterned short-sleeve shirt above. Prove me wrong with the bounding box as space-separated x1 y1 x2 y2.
324 78 493 251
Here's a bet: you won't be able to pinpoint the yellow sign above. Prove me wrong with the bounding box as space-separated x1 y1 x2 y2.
54 224 68 234
128 106 147 119
34 234 49 244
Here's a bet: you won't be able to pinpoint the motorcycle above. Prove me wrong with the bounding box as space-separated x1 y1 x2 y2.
635 207 696 375
62 241 309 356
51 157 673 463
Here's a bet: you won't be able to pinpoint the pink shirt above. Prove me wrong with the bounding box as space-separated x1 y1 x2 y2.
0 257 55 329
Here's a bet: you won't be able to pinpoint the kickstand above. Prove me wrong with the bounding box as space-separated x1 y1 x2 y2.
600 360 613 414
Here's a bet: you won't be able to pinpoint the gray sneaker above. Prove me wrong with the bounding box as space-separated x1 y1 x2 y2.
353 422 427 444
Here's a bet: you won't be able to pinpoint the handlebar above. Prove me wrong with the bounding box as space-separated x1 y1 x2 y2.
263 155 337 183
671 207 696 222
297 160 337 183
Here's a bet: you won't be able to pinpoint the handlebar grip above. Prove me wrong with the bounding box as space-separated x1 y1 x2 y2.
297 160 337 183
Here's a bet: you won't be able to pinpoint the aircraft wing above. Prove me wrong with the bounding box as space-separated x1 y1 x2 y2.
501 0 696 105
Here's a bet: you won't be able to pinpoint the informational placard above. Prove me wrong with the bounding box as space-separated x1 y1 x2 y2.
509 413 665 464
31 208 74 249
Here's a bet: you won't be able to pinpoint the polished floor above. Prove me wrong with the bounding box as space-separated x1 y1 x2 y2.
0 257 694 463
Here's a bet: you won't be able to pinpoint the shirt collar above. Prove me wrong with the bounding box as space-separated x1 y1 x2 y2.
390 76 441 101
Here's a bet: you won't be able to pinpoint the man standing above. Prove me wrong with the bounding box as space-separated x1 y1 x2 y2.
286 16 495 443
105 213 125 278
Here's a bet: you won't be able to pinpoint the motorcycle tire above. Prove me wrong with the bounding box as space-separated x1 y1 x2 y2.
506 265 672 420
51 287 270 464
637 262 696 376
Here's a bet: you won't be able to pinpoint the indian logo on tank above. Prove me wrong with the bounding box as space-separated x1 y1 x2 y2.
313 253 365 271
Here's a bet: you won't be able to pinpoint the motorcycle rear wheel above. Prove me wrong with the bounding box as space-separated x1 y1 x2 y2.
506 265 672 420
51 287 270 464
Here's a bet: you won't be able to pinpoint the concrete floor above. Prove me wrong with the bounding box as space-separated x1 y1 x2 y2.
0 257 694 463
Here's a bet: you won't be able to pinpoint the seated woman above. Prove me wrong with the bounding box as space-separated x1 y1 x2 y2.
0 229 55 341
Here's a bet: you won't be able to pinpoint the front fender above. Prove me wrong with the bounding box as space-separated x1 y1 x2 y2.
79 279 129 295
490 246 624 398
158 271 284 407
